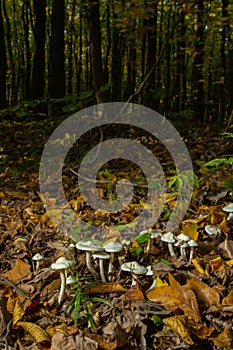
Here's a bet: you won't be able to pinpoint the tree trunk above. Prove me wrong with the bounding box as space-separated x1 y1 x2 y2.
87 0 108 103
49 0 65 98
29 0 46 100
0 0 7 109
142 2 157 109
192 0 204 123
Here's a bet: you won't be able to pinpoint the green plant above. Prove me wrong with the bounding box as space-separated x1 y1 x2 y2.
65 272 113 330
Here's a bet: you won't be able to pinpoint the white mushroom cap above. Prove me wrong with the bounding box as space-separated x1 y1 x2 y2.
145 265 153 276
66 275 75 284
188 240 198 247
205 225 221 235
76 240 103 252
32 253 43 261
177 233 190 242
222 203 233 213
121 261 147 275
161 232 175 243
104 241 123 253
56 257 73 266
92 251 110 260
51 262 68 271
180 242 189 248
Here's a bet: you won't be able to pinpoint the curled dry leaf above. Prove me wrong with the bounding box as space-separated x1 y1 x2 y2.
163 315 193 345
85 282 126 294
222 289 233 306
16 321 51 344
13 300 50 344
185 277 220 310
85 333 117 350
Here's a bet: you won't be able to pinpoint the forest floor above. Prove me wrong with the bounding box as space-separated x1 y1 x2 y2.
1 113 233 349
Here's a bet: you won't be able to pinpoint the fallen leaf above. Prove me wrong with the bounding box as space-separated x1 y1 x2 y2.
163 315 194 345
181 223 199 241
2 259 31 284
209 325 233 349
185 277 220 310
147 274 201 322
85 282 126 294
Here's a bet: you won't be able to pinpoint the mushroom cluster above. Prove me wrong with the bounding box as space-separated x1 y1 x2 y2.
75 240 123 283
160 232 198 262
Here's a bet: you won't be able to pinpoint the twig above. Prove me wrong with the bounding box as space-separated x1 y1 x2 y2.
0 274 30 302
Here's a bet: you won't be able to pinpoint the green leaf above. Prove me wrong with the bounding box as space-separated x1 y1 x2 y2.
151 314 162 326
135 232 151 244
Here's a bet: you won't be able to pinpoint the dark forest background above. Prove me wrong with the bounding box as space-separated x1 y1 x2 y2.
0 0 232 127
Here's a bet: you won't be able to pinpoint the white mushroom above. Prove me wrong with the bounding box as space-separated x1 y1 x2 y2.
104 241 123 281
51 262 68 304
121 261 147 286
205 225 221 235
92 251 110 283
188 240 198 262
161 232 176 257
32 253 44 270
66 275 75 285
180 242 189 257
55 257 73 277
139 229 161 254
222 204 233 221
76 240 103 279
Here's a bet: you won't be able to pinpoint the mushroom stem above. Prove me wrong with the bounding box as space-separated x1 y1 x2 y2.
145 238 152 255
168 243 175 257
189 247 194 262
58 271 66 304
108 252 115 281
86 252 99 279
131 273 138 286
99 259 106 283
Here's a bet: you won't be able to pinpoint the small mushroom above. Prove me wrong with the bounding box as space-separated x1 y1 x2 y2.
180 242 189 257
121 261 147 286
222 204 233 221
92 251 110 283
66 275 75 286
55 257 73 276
188 240 198 262
139 229 161 254
104 241 123 281
205 225 221 235
51 262 68 304
161 232 176 257
76 240 103 279
32 253 44 270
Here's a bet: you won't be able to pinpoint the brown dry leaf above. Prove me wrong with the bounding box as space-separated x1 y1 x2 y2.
219 240 233 259
181 223 199 241
210 211 225 224
46 323 69 337
2 259 31 284
206 256 224 272
185 277 220 310
17 321 51 344
191 258 207 275
222 290 233 306
219 217 231 238
182 216 207 225
147 274 201 322
85 282 126 294
209 325 233 349
127 284 144 302
41 279 61 299
50 332 98 350
85 333 116 350
190 323 215 339
13 300 25 327
163 315 193 345
13 300 50 344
